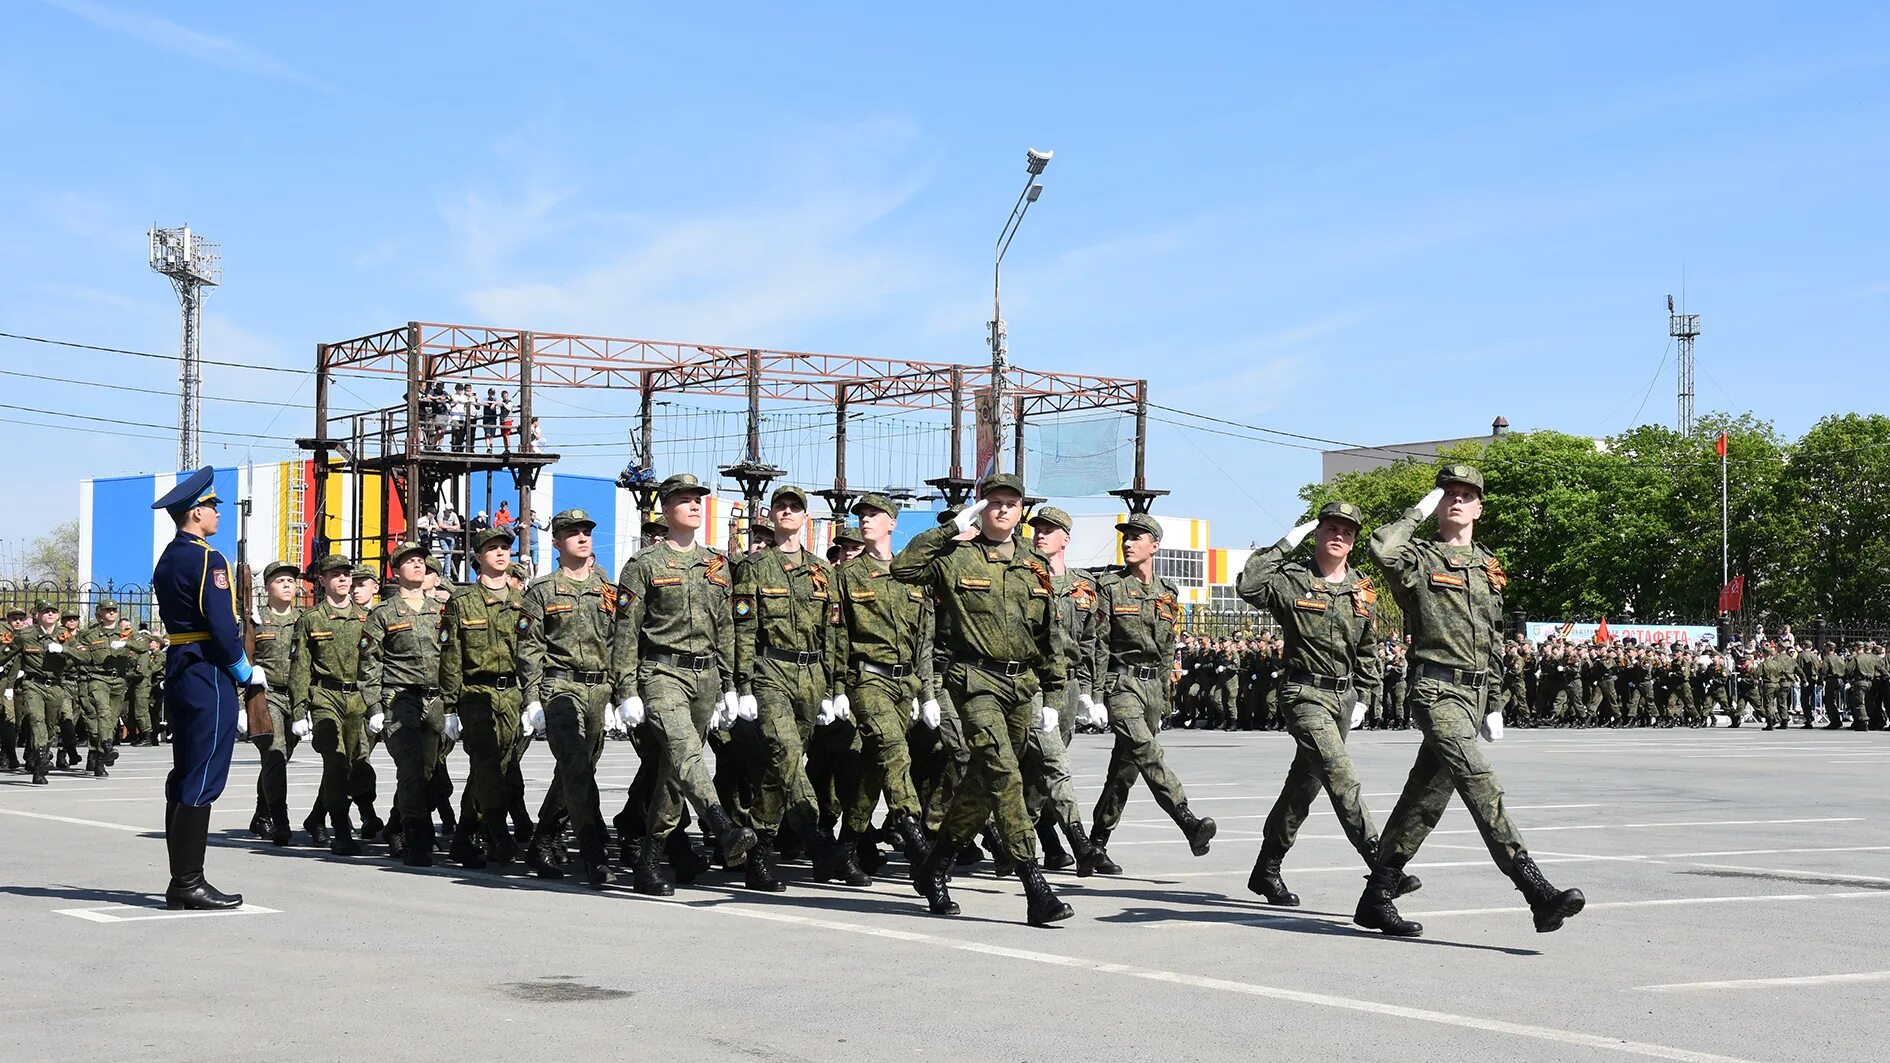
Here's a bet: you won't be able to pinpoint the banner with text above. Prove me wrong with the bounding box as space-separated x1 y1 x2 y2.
1526 622 1717 646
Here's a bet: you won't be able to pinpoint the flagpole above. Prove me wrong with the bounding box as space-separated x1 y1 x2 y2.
1720 442 1729 597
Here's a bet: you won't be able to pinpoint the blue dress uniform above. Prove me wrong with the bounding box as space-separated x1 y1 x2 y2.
151 467 251 910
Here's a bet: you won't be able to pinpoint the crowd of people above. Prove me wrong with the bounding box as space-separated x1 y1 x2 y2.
414 383 540 454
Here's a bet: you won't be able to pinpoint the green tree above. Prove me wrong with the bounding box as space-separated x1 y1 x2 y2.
23 520 79 585
1780 413 1890 625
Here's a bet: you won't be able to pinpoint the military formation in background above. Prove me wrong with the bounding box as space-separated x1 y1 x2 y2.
7 462 1885 934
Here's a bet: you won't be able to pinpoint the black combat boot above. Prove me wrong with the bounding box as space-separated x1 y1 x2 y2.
894 816 932 867
329 809 362 856
743 834 786 893
1361 838 1422 897
985 824 1017 878
448 822 486 869
632 835 674 896
664 828 711 885
575 825 614 888
1353 863 1422 937
356 805 386 845
911 839 960 915
617 826 643 870
954 831 985 868
1247 844 1299 906
248 801 272 839
303 810 330 848
1062 819 1102 878
268 802 293 847
812 829 871 886
1038 817 1073 871
403 818 435 868
702 804 758 868
1510 855 1585 933
525 826 566 879
0 721 17 771
31 747 50 785
164 804 242 911
845 827 887 875
1087 826 1123 875
435 797 457 838
1176 805 1217 856
1018 860 1073 926
509 796 534 845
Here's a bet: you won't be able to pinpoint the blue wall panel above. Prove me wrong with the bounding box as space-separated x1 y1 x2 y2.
91 474 157 590
552 475 618 575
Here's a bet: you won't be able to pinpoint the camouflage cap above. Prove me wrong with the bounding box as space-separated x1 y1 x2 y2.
657 473 712 502
769 484 810 509
640 512 669 535
850 492 897 518
833 523 866 545
1317 500 1365 529
388 540 429 567
550 508 597 535
979 473 1026 499
472 527 515 551
1436 463 1485 493
507 561 530 581
1029 505 1073 534
309 554 353 576
750 515 774 532
61 611 79 622
96 599 119 613
1116 512 1164 541
6 607 25 620
352 564 379 583
423 555 443 576
262 559 301 582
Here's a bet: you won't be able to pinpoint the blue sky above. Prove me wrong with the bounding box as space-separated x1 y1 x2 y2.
4 2 1886 560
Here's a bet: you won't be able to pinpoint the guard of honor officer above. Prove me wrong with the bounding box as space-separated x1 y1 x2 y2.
1085 511 1218 877
1238 501 1421 910
360 540 449 866
1365 464 1584 936
149 468 264 910
248 560 303 845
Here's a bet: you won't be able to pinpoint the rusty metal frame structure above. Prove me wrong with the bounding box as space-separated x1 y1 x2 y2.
308 321 1158 562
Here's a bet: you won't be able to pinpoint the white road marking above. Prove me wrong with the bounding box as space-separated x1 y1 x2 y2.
0 808 150 832
1637 971 1890 992
55 904 281 923
1411 890 1890 918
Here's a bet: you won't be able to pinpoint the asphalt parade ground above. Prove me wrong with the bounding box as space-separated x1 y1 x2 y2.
3 727 1886 1063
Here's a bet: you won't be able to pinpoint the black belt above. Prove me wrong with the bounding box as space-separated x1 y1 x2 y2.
314 677 359 692
1287 669 1352 693
1115 664 1163 681
544 667 608 685
856 659 914 679
762 646 822 667
463 673 518 689
646 651 714 672
392 684 442 698
1416 662 1489 688
955 653 1032 678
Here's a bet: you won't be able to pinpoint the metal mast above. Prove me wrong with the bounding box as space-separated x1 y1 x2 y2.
1668 293 1699 435
150 226 222 468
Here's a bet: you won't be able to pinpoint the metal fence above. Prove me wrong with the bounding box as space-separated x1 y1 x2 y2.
0 580 163 627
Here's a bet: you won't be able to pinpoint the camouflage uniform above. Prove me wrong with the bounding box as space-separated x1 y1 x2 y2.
359 572 447 861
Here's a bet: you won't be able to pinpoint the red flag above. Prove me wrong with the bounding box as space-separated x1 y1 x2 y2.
1595 617 1612 643
1715 432 1728 458
1719 575 1744 613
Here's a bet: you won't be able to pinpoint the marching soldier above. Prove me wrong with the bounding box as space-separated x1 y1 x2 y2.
290 554 376 855
360 541 448 867
441 527 526 868
1822 642 1848 729
8 601 73 784
0 608 23 772
1364 465 1584 937
73 600 135 776
1019 505 1105 875
248 561 303 846
1085 512 1218 877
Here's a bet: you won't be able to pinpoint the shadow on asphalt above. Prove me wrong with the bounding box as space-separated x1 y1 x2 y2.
0 883 165 907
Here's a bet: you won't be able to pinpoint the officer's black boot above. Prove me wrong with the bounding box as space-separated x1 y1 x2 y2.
1062 819 1101 878
164 803 243 911
1361 838 1422 897
703 804 758 868
1176 805 1217 856
743 833 786 893
448 821 486 869
268 802 292 847
525 826 566 879
664 827 711 885
632 834 674 896
329 809 361 856
984 824 1016 878
403 817 435 868
1038 817 1073 871
575 824 614 888
911 839 960 915
1353 862 1422 936
812 828 871 886
1510 855 1585 933
1087 826 1123 875
1018 859 1073 926
1247 843 1299 906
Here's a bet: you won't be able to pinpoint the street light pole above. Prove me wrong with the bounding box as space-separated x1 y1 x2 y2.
987 148 1051 479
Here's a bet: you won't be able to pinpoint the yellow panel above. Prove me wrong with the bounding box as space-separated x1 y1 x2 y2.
276 461 293 562
360 472 383 564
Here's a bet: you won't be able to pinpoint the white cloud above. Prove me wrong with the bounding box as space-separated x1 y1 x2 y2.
45 0 334 94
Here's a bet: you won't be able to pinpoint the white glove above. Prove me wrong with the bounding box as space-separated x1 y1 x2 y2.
1084 695 1108 729
524 701 545 734
444 713 462 741
910 698 921 721
738 693 758 721
247 664 269 690
834 692 852 720
618 696 645 729
1039 706 1058 732
921 698 941 729
1351 701 1368 729
237 712 248 736
292 716 312 738
1480 710 1505 743
2 689 10 702
952 498 990 533
817 699 838 725
368 711 385 735
1284 519 1319 549
46 641 63 654
110 639 127 650
1416 487 1446 519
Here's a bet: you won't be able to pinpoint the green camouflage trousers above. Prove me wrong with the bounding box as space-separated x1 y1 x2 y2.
1379 675 1526 877
1263 682 1377 857
1091 673 1190 833
940 663 1039 862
